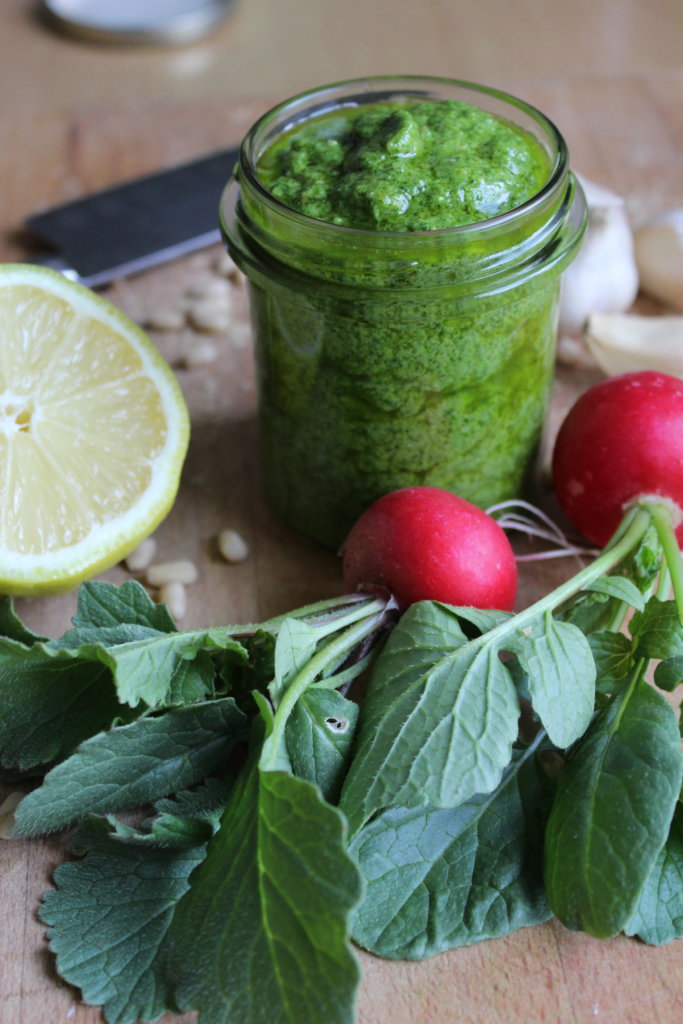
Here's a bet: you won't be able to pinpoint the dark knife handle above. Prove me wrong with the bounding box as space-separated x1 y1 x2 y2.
25 147 240 288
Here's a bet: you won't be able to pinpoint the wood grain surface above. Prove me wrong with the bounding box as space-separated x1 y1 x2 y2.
1 2 682 1022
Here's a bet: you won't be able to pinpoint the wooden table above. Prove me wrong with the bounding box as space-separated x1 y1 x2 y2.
1 2 682 1022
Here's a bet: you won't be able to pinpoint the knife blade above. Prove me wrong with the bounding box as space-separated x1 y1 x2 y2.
25 146 240 288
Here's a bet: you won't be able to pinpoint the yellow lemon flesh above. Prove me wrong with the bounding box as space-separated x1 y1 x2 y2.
0 264 190 595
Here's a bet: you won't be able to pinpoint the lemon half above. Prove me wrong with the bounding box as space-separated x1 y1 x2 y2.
0 263 190 595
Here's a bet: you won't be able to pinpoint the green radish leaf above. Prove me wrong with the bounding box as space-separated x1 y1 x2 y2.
223 628 275 681
40 816 204 1024
54 624 169 650
34 581 249 709
167 750 363 1024
163 652 217 704
560 589 624 635
255 690 292 773
71 579 177 632
46 627 248 708
349 742 550 959
587 631 633 692
630 523 663 590
559 558 651 636
501 654 531 703
286 687 359 802
55 583 217 703
49 623 218 706
108 777 234 847
108 776 235 848
582 576 646 610
0 597 47 644
339 601 519 837
270 617 322 704
216 629 277 714
13 698 247 836
0 646 130 773
445 607 513 634
109 812 217 848
653 657 683 693
631 597 683 659
544 679 683 938
509 615 595 748
155 775 235 821
626 802 683 945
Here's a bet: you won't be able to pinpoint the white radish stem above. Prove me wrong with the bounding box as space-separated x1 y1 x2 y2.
487 499 598 561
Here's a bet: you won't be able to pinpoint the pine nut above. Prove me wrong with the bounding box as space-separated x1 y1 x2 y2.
144 306 185 331
124 537 157 572
186 277 231 301
146 560 199 587
218 528 249 563
231 324 252 349
187 299 232 334
188 251 214 270
213 251 242 281
158 581 187 621
180 339 218 368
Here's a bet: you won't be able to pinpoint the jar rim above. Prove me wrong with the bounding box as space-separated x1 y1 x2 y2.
233 75 568 244
221 75 587 296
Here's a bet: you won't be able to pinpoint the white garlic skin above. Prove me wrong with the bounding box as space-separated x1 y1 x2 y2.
558 175 639 337
634 210 683 311
585 312 683 378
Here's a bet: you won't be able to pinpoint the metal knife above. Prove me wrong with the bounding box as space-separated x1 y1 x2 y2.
24 146 240 288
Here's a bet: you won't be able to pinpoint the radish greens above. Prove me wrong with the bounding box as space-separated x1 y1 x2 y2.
3 502 683 1024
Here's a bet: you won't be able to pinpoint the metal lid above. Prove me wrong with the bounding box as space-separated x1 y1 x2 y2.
40 0 237 46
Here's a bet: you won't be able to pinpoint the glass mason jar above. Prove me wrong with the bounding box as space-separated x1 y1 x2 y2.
220 76 587 549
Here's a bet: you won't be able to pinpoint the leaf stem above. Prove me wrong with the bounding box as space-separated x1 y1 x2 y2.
302 597 388 642
261 607 388 771
476 506 653 649
611 656 647 732
603 599 630 635
311 650 377 691
257 593 378 633
645 501 683 624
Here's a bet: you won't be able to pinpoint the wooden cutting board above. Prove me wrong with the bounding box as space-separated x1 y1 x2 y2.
1 82 682 1024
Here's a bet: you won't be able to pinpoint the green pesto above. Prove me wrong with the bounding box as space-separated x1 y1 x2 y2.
243 99 561 547
257 100 550 231
254 278 558 547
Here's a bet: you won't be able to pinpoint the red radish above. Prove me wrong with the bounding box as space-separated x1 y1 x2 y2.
552 370 683 547
342 486 518 611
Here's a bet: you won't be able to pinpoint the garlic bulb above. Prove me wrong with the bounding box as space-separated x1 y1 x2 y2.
558 176 639 337
634 210 683 311
584 312 683 377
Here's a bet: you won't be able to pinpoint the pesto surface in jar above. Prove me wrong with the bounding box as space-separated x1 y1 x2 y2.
257 99 550 231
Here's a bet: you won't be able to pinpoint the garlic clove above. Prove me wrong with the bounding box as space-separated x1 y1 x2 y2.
576 175 626 209
634 210 683 311
584 312 683 377
558 175 639 338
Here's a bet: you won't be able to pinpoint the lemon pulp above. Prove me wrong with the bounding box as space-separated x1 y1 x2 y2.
0 264 190 594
